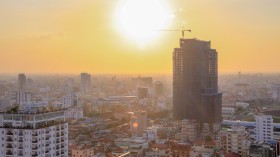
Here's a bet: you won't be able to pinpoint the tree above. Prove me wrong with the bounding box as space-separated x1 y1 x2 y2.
205 136 212 142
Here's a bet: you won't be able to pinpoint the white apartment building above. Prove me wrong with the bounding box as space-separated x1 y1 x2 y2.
0 106 68 157
218 125 250 156
65 107 83 119
61 94 80 108
255 115 273 143
143 126 158 141
16 90 31 104
222 107 235 118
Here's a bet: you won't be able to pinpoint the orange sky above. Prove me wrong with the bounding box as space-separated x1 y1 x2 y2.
0 0 280 74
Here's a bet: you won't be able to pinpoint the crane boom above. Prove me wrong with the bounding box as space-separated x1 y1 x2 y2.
154 29 191 38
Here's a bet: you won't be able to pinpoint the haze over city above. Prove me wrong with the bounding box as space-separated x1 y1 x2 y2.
1 0 280 74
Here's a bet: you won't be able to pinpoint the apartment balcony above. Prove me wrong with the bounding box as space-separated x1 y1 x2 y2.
32 146 38 150
61 132 64 136
46 154 51 157
61 151 64 154
56 152 60 156
6 144 13 149
19 138 23 142
6 137 13 142
32 153 38 157
46 136 50 140
56 133 60 137
61 138 65 142
56 146 60 150
7 131 13 135
32 132 38 136
18 152 24 156
19 132 23 136
6 151 13 155
19 146 23 149
32 140 38 143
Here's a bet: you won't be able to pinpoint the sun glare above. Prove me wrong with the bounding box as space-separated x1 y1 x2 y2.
116 0 172 44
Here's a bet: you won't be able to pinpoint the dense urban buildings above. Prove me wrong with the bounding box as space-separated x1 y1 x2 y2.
0 72 280 157
137 87 149 99
173 38 222 123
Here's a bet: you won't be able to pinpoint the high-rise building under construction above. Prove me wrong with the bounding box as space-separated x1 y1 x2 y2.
173 38 222 123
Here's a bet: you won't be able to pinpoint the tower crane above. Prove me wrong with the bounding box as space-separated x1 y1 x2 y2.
155 27 191 38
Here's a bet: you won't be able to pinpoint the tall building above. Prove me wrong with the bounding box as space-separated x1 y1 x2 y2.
80 73 91 93
255 115 273 143
155 81 164 97
130 111 147 136
18 74 27 91
0 105 68 157
173 38 222 123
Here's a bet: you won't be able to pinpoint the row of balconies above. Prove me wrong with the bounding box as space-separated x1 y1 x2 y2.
6 144 23 149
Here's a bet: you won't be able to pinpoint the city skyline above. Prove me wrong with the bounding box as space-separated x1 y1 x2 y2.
1 0 280 74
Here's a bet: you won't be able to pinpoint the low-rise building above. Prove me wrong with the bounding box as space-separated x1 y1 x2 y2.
65 107 83 119
218 125 250 156
70 145 94 157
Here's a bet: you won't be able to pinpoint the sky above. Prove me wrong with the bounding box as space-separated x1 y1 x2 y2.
0 0 280 74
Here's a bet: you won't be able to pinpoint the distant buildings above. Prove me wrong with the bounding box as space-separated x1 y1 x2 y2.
137 87 148 99
173 38 222 123
255 115 273 143
16 90 31 104
65 107 83 119
130 111 147 136
181 119 220 142
70 144 94 157
61 93 80 108
18 73 26 91
80 73 91 93
154 81 164 97
0 104 68 157
272 84 280 103
132 76 153 87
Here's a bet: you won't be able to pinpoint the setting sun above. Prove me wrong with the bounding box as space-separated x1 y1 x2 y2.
115 0 172 43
